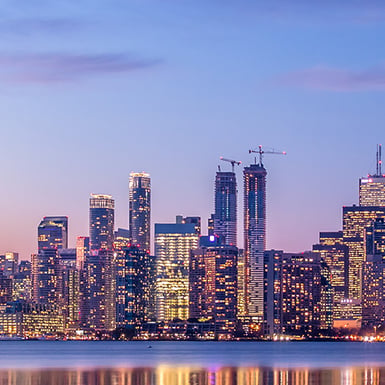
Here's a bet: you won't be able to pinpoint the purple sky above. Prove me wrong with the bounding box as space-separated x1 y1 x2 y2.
1 0 385 258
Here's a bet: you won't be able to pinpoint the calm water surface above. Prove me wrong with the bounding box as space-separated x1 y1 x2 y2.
0 341 384 384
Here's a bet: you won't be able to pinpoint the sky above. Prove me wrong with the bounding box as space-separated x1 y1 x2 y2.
1 0 385 259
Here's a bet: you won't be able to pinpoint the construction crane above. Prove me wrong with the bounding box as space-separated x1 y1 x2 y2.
249 145 286 166
219 157 242 172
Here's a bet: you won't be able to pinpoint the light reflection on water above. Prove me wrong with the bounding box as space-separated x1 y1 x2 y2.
0 366 383 385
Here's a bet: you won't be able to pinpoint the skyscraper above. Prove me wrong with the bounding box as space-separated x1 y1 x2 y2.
243 163 267 319
129 172 151 252
189 245 238 333
362 218 385 329
264 252 323 337
89 194 114 250
79 249 116 331
359 145 385 206
123 246 156 326
343 206 385 303
214 171 237 246
154 218 199 321
313 232 349 325
38 216 68 251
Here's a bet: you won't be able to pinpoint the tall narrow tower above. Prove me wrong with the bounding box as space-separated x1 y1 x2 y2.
89 194 115 250
129 172 151 252
243 163 267 319
214 171 237 245
359 144 385 206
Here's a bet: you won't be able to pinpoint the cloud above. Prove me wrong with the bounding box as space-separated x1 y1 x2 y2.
0 18 84 36
0 53 160 84
278 65 385 92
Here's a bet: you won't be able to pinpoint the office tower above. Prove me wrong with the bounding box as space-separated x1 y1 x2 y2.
123 246 156 326
243 163 267 319
359 145 385 206
313 233 349 324
58 248 79 330
76 236 89 270
155 218 199 321
89 194 115 250
79 250 116 331
362 218 385 329
189 245 238 333
31 250 62 305
129 172 151 252
214 171 237 245
208 214 214 236
343 206 385 303
38 216 68 251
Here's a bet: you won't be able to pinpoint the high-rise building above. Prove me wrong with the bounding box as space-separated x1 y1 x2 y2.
122 246 156 326
154 218 199 321
343 206 385 303
89 194 115 250
313 232 349 324
359 145 385 207
281 253 322 336
189 245 238 333
38 216 68 251
79 250 116 331
214 171 237 246
264 251 324 337
76 236 89 270
58 248 79 330
362 218 385 329
129 172 151 252
31 250 62 306
243 163 267 319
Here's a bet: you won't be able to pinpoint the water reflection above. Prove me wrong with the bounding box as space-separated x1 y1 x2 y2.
0 366 384 385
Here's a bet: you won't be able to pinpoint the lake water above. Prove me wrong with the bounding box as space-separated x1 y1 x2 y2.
0 341 384 384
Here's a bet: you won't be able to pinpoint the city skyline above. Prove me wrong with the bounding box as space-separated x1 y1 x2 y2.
1 1 385 259
2 149 385 260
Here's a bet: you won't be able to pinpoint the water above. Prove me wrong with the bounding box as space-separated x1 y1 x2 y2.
0 341 384 384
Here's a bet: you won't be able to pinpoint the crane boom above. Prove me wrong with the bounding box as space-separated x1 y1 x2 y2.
249 145 286 166
219 157 242 172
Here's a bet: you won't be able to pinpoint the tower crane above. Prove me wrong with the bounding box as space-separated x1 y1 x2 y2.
248 145 286 166
219 157 242 172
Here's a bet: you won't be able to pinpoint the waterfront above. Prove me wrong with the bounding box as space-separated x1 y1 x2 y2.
0 342 385 384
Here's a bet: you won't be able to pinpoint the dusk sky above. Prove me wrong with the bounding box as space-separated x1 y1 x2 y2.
1 0 385 259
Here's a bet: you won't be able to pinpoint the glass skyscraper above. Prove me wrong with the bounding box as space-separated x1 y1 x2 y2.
129 172 151 252
214 171 237 246
89 194 115 250
154 219 199 321
243 163 267 319
38 216 68 251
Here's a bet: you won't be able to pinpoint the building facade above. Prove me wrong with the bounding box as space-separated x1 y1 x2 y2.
154 219 199 321
129 172 151 252
243 163 267 320
89 194 115 251
38 216 68 251
189 245 238 333
214 171 237 246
